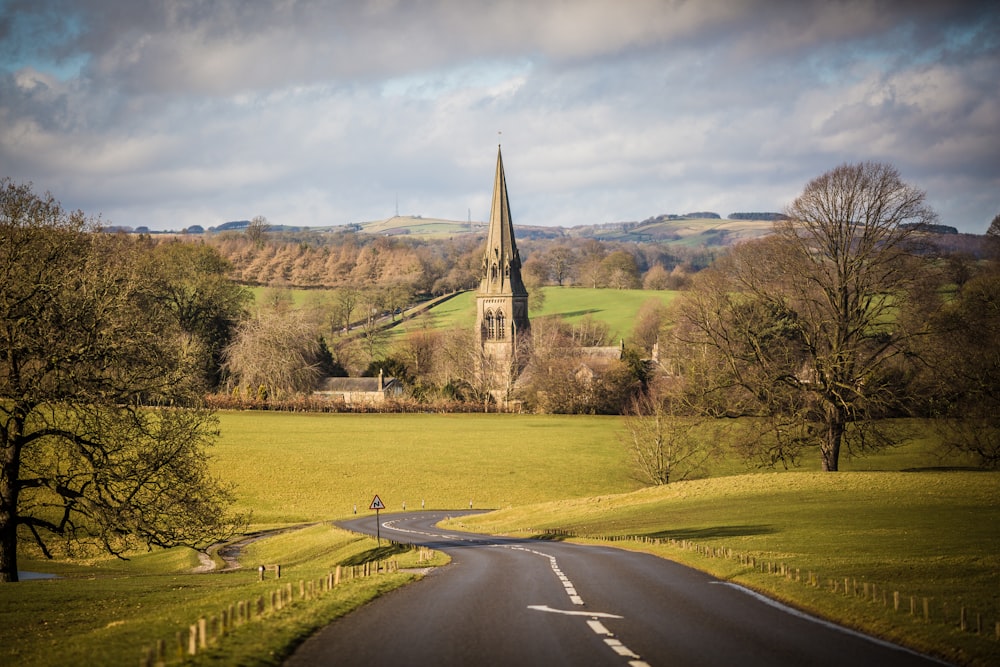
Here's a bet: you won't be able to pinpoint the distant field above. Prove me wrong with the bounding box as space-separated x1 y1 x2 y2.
210 412 638 525
392 287 677 342
358 216 486 239
579 217 774 245
247 285 680 345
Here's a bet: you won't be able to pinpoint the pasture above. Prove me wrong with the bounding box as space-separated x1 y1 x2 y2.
3 411 998 666
249 286 678 344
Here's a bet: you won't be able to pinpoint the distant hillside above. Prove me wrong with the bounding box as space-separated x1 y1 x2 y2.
354 216 485 239
346 213 776 246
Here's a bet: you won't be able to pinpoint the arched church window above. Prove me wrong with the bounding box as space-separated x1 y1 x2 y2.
485 311 495 339
496 311 505 339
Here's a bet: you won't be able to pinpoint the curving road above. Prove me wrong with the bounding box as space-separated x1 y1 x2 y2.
285 511 943 667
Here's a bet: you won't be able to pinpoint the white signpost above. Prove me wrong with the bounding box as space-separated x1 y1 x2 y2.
370 494 385 544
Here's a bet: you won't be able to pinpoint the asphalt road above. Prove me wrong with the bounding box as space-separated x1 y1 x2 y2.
284 511 944 667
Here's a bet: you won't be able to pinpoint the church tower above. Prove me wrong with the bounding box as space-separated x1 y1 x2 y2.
476 145 530 387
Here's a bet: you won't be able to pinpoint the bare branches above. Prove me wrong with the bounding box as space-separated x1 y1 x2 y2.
669 162 937 471
221 307 323 398
620 392 721 485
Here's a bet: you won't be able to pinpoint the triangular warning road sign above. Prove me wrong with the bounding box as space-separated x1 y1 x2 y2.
369 495 385 511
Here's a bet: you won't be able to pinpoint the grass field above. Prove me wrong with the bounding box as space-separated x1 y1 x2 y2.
211 412 638 525
391 287 677 342
250 285 679 344
4 411 998 666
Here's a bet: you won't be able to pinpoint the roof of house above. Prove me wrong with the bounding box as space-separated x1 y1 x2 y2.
317 377 398 393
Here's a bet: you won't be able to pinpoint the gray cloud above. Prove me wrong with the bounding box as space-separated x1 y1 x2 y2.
1 0 997 232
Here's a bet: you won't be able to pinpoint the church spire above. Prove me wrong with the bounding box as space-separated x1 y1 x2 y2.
479 145 527 296
475 144 530 394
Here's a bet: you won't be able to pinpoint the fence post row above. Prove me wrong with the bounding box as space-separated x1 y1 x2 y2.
141 556 401 665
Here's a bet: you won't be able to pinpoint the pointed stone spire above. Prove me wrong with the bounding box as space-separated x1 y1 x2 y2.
479 145 527 296
475 144 530 391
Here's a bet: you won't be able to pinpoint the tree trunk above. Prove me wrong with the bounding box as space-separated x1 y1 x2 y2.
821 411 844 472
0 453 19 583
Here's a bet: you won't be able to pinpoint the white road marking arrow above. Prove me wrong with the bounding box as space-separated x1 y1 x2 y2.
527 605 623 619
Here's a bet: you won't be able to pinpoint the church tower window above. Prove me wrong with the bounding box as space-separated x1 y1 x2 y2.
485 311 495 339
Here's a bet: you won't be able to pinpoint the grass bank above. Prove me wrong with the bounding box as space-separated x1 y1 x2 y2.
2 524 445 667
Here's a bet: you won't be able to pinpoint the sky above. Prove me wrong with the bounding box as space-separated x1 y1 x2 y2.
1 1 998 234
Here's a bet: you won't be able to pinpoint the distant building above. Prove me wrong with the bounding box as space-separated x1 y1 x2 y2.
314 370 402 406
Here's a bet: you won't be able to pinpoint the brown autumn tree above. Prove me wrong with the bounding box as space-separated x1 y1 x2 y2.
668 162 937 471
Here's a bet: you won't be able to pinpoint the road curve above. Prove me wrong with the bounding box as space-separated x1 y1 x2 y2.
285 511 943 667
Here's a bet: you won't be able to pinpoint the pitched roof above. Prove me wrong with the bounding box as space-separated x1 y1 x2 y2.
317 377 398 393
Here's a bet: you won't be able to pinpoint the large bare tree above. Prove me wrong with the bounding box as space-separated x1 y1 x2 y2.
1 180 246 582
669 162 937 471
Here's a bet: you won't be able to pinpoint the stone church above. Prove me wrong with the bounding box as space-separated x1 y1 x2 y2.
475 146 530 396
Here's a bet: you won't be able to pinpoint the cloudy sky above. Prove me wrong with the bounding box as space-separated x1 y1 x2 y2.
1 1 997 233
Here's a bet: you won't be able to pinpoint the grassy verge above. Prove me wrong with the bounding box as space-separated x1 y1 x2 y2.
3 525 446 667
444 471 1000 666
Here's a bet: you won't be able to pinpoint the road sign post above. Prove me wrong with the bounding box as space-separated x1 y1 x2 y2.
369 494 385 545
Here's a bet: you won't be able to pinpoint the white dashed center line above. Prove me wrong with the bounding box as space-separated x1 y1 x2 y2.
381 518 651 666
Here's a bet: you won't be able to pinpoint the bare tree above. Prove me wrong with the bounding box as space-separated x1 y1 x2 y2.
246 215 270 246
222 307 322 398
333 285 361 332
359 288 390 362
669 162 937 471
546 245 577 286
621 393 721 484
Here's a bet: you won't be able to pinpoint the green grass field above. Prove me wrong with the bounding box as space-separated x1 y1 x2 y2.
392 287 677 342
250 285 678 344
4 412 998 666
212 412 637 524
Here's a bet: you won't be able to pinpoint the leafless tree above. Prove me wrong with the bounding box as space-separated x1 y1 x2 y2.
669 162 937 471
222 307 322 398
246 215 270 246
621 392 721 484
